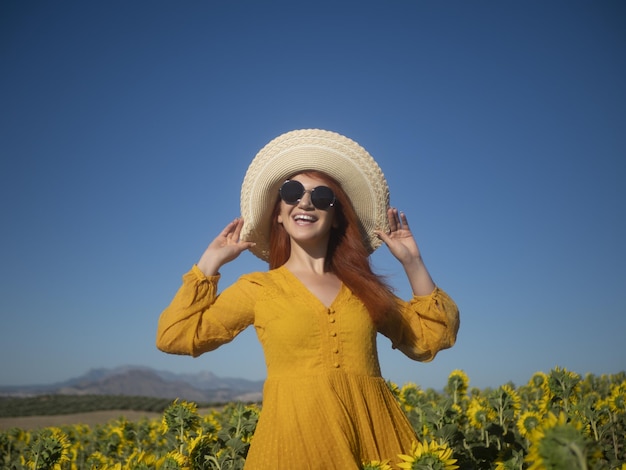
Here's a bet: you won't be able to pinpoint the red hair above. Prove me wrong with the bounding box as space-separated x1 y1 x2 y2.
269 171 397 326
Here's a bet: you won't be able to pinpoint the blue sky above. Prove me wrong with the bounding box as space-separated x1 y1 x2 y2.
1 1 624 391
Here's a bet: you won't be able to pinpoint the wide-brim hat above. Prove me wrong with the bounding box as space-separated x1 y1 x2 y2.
240 129 390 261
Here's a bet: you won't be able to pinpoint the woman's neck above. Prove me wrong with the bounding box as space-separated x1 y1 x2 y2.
284 245 328 275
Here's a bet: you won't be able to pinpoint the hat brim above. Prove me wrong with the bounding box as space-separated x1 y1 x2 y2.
240 129 390 261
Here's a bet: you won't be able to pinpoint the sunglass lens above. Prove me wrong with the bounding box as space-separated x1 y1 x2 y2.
312 186 335 210
279 180 304 204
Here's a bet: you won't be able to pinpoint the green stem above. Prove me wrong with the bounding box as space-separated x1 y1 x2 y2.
235 406 243 437
610 413 618 461
179 425 185 455
588 419 598 441
206 455 222 470
568 442 588 470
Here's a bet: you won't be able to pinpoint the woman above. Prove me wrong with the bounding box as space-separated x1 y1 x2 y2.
157 129 460 469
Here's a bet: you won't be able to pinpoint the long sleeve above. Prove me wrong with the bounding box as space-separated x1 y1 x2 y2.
379 287 460 362
156 265 258 357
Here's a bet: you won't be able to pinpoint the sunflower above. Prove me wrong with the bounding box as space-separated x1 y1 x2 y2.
387 380 401 399
157 450 188 470
489 384 522 430
125 449 157 468
500 384 522 413
397 440 459 470
26 427 71 470
607 382 626 415
494 449 525 470
362 459 393 470
547 367 581 411
445 370 469 405
400 382 423 412
162 399 200 433
526 412 591 470
86 451 112 469
467 396 496 430
517 411 543 439
529 371 550 391
188 433 217 469
202 410 223 433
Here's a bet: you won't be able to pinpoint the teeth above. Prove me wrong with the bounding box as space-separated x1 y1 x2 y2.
294 214 316 221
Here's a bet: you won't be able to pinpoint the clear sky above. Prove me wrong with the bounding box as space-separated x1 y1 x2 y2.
1 1 624 391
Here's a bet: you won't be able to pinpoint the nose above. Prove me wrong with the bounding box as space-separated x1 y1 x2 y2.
297 190 314 208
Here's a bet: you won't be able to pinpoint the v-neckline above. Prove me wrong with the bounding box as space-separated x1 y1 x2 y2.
279 266 345 309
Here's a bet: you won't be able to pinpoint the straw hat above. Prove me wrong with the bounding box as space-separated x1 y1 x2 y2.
240 129 390 261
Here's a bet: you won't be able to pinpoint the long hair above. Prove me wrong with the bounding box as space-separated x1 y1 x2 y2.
268 170 397 326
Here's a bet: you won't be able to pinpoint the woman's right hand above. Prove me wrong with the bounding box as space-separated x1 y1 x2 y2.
197 218 256 276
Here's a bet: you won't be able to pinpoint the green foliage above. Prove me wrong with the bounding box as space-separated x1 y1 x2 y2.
25 428 70 470
0 368 624 470
0 394 215 417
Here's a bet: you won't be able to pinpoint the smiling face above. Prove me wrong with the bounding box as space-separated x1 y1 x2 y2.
276 173 336 254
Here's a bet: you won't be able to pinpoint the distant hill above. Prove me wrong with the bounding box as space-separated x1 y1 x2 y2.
0 366 264 403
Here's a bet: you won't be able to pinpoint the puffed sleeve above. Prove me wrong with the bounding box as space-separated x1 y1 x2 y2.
156 265 259 357
379 287 460 362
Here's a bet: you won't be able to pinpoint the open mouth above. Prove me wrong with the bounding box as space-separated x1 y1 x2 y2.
293 214 318 224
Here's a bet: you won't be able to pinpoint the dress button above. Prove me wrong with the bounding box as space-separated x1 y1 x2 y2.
333 363 340 368
333 348 339 354
329 317 336 323
330 332 337 337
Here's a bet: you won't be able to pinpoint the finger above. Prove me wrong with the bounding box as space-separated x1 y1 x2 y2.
374 229 391 244
219 220 238 238
399 211 410 230
232 217 244 240
387 208 399 232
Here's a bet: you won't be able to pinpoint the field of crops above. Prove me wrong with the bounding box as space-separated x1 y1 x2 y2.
1 367 624 469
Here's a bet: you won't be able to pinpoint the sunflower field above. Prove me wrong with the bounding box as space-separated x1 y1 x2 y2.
1 367 624 470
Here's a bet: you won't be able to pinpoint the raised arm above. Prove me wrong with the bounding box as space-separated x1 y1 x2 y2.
197 218 256 275
375 208 436 296
157 218 256 356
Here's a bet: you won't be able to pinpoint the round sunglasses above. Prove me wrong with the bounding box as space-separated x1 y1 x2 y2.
278 180 336 210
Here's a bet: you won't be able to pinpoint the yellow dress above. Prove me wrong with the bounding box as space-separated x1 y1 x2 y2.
157 265 459 469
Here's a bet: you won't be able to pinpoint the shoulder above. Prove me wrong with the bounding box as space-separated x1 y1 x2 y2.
239 268 283 287
234 269 286 302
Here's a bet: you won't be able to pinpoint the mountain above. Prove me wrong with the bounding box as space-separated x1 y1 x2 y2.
0 366 264 403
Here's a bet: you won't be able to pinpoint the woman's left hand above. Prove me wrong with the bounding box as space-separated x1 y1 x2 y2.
376 208 436 295
375 208 422 266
